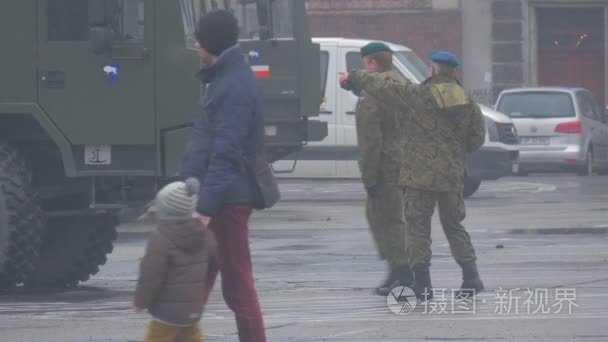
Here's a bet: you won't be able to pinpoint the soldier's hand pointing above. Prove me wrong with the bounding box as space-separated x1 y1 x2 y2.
339 72 355 92
339 72 349 87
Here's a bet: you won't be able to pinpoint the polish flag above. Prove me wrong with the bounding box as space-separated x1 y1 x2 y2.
252 65 270 78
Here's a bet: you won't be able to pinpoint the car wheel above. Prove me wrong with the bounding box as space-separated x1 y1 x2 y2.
464 177 482 198
577 151 593 176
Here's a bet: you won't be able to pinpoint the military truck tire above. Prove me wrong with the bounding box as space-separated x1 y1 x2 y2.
24 215 117 289
0 144 45 290
463 177 482 198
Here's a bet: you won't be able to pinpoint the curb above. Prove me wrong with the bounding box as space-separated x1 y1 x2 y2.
508 227 608 235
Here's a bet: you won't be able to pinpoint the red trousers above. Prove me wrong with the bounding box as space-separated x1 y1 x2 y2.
204 205 266 342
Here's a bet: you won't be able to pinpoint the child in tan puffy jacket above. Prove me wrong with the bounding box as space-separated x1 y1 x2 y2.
134 178 216 342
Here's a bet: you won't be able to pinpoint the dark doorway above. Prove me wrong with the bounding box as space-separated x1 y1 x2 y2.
538 8 605 108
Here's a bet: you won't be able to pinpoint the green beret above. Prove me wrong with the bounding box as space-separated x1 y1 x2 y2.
360 42 393 57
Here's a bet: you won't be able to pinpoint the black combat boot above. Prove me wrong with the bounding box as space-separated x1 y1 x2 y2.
455 261 485 299
375 264 414 296
413 265 433 302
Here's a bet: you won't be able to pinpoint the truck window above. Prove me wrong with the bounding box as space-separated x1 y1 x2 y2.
232 2 261 39
115 0 145 43
197 0 232 12
47 0 144 43
231 1 294 39
346 52 364 71
179 0 198 48
47 0 89 42
180 0 294 48
394 51 430 83
320 51 329 97
346 50 402 73
269 1 293 39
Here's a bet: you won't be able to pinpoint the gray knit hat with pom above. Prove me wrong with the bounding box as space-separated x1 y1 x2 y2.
149 178 200 221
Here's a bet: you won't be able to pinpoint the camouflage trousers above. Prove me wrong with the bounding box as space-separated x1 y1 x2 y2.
366 181 409 267
403 188 477 268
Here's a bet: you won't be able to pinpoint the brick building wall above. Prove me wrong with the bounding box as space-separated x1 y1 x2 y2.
306 0 462 67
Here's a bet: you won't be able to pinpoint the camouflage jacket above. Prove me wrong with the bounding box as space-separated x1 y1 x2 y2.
347 72 485 192
355 70 407 188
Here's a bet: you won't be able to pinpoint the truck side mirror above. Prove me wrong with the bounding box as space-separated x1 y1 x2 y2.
88 0 117 54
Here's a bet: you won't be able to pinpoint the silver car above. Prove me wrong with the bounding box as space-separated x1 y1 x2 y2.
495 87 608 175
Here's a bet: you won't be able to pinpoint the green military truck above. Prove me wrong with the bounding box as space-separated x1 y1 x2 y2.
0 0 326 290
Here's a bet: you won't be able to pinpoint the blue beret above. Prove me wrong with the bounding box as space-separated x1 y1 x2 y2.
361 42 393 57
429 50 460 67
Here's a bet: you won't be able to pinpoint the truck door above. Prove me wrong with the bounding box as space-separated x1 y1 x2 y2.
300 45 338 177
37 0 155 173
272 44 338 177
337 47 363 177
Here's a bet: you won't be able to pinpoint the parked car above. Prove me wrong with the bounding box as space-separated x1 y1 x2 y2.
274 38 520 197
495 87 608 175
465 104 520 197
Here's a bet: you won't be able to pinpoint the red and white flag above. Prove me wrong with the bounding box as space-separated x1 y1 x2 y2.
252 65 270 78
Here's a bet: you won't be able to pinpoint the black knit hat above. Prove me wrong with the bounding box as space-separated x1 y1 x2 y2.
195 10 239 56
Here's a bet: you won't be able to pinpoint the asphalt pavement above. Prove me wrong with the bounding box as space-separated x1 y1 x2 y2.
1 175 608 342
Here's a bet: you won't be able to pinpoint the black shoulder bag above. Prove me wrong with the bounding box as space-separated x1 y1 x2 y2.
244 152 281 210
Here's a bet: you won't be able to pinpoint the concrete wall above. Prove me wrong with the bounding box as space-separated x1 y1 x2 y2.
461 0 494 105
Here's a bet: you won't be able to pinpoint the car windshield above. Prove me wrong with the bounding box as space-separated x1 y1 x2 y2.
179 0 293 48
497 92 576 119
394 51 430 83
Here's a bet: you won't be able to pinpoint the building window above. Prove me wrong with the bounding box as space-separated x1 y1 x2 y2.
538 8 604 50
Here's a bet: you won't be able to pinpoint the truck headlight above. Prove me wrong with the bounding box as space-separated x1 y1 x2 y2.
485 117 499 142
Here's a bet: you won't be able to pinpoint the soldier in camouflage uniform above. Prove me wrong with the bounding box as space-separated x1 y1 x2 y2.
350 42 412 296
341 50 486 301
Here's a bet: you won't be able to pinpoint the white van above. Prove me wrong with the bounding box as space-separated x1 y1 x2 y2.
273 38 520 197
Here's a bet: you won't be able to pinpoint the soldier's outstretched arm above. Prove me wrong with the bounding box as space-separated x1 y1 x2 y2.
466 102 486 152
347 71 421 112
